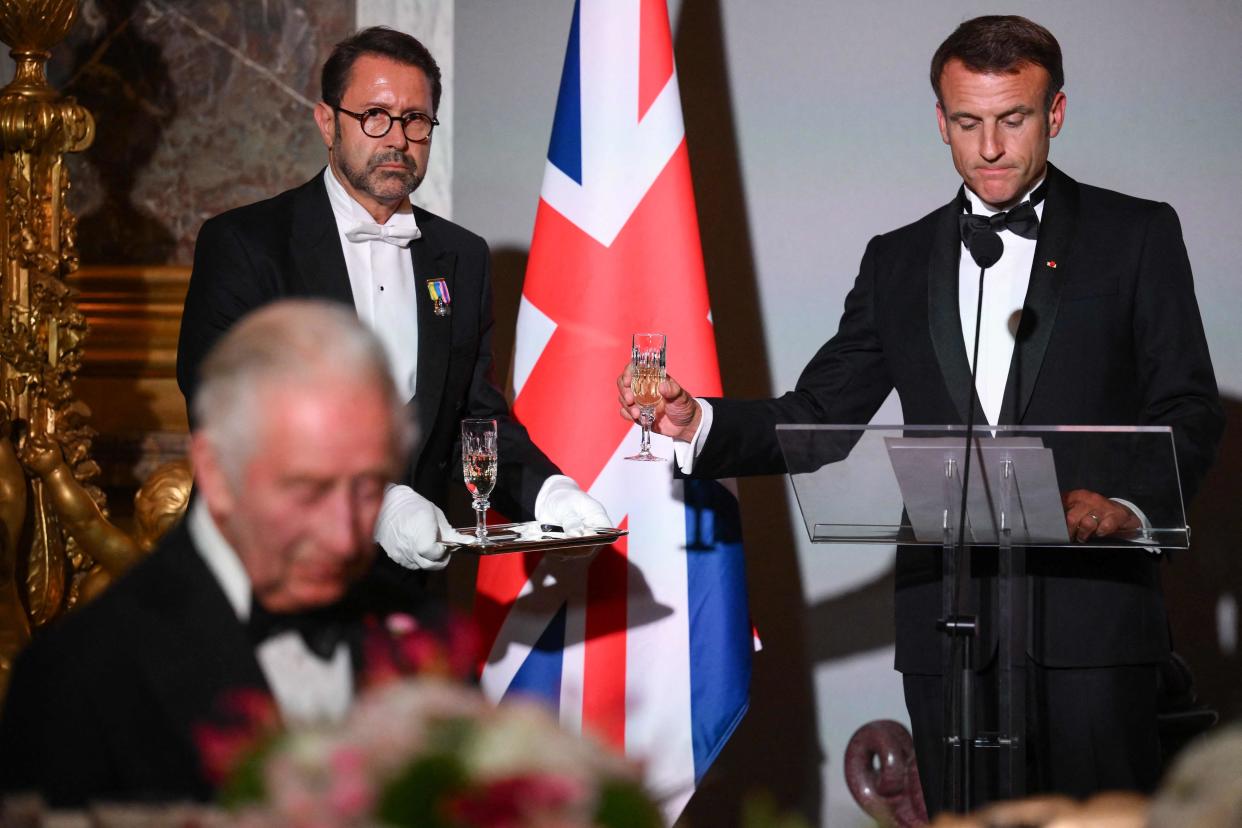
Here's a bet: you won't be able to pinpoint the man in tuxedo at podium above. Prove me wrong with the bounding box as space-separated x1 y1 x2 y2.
0 301 445 806
618 14 1222 815
177 27 608 580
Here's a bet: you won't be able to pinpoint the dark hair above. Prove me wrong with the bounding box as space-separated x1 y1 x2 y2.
321 26 442 113
930 15 1063 112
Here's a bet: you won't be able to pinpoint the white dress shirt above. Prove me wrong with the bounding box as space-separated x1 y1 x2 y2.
323 167 421 403
189 501 353 726
958 180 1044 425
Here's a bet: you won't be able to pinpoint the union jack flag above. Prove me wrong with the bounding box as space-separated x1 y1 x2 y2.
474 1 752 819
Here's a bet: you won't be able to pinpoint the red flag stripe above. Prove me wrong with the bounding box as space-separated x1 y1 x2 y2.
581 520 630 749
637 0 674 122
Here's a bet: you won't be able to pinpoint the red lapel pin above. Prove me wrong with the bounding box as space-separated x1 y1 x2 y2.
1045 260 1057 269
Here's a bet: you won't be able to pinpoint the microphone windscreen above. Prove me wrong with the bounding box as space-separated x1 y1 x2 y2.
968 230 1004 269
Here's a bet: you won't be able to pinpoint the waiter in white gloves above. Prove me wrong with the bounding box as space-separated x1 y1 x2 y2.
177 27 609 577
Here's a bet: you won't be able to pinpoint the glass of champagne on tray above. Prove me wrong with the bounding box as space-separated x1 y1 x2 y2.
625 332 666 461
462 418 499 544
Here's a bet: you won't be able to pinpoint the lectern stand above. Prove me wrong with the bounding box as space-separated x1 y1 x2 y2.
776 424 1189 813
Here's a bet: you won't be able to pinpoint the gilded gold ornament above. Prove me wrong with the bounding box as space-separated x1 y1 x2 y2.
0 1 156 700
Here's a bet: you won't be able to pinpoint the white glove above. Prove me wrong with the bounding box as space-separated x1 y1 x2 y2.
374 485 468 570
534 475 612 537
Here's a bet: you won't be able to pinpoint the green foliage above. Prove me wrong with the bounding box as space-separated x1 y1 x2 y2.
741 792 814 828
216 749 268 808
376 753 470 828
216 732 279 809
595 779 665 828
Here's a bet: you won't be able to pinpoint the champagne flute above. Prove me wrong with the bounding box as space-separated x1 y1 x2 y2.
625 332 666 462
461 418 499 544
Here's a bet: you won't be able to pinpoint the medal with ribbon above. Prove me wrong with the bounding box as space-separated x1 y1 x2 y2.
425 278 451 317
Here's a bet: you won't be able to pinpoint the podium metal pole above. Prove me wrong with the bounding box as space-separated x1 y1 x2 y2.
939 456 976 813
997 457 1028 798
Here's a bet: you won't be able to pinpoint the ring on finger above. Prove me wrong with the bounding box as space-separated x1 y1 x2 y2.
1086 513 1100 524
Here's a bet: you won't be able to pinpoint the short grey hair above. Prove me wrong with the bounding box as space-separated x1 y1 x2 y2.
192 299 414 480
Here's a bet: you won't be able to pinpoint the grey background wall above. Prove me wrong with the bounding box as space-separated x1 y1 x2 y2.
453 2 1242 826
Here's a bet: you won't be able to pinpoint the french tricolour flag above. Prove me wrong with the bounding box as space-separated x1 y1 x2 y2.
473 0 752 820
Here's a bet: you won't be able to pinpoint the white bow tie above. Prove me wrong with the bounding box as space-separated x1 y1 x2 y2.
344 222 421 247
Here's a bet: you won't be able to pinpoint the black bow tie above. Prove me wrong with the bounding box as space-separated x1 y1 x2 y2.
246 597 352 661
958 181 1047 246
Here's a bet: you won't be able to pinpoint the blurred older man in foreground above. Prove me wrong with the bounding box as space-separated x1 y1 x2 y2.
0 299 445 807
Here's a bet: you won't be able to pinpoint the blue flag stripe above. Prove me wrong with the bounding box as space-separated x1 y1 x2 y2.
684 479 753 783
547 0 583 183
504 601 568 711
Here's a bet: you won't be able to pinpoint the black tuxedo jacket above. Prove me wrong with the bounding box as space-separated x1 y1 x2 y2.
176 172 559 520
0 523 267 805
0 522 444 807
689 164 1223 673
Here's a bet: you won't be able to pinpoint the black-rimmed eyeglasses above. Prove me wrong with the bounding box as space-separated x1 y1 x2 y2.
334 105 439 142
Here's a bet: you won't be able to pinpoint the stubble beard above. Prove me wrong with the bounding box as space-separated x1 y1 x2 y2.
334 116 424 204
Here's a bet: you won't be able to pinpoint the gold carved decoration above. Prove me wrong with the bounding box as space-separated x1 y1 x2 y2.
0 0 188 698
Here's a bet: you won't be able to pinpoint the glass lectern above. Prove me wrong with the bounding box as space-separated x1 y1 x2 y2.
776 424 1187 812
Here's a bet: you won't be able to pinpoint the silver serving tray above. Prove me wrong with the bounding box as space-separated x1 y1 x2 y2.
447 522 627 556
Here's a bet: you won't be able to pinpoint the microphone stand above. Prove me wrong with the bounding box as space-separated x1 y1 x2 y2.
940 229 1003 813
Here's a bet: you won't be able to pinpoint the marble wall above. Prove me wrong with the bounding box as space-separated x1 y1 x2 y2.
49 0 356 267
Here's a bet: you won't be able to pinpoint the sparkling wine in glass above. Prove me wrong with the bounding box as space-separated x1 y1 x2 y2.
625 332 666 462
462 418 499 544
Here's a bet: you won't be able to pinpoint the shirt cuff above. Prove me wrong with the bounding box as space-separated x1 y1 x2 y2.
672 398 714 474
1110 497 1157 546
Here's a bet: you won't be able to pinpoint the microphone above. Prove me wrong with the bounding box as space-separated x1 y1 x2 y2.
957 226 1003 551
967 228 1004 269
944 225 1003 809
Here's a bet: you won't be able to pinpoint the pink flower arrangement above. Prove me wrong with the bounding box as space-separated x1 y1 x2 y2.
203 614 662 828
